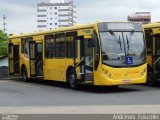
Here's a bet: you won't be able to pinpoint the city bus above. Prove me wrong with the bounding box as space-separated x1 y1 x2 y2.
8 22 147 89
144 22 160 85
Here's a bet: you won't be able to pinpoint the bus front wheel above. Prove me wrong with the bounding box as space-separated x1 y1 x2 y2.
68 69 78 90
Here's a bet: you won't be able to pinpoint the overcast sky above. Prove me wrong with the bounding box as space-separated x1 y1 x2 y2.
0 0 160 34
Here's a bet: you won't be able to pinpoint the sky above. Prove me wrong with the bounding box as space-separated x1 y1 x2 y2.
0 0 160 34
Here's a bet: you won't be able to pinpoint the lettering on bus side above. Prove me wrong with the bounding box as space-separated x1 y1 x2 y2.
78 29 93 36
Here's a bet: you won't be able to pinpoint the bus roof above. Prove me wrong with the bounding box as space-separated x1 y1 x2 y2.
143 22 160 29
9 23 95 39
9 21 141 39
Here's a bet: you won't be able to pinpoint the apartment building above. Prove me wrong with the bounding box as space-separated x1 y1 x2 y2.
37 0 76 31
128 12 151 24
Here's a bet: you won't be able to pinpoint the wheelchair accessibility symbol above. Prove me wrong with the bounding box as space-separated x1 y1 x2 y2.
126 57 133 65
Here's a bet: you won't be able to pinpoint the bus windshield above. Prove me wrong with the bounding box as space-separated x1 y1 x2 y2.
100 31 146 67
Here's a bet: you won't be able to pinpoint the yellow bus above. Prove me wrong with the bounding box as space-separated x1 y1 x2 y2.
9 22 147 89
144 22 160 85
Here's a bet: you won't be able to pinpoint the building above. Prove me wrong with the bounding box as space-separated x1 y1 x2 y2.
128 12 151 24
37 0 76 31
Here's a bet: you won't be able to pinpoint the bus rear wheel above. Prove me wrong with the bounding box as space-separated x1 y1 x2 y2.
21 67 29 82
68 69 78 90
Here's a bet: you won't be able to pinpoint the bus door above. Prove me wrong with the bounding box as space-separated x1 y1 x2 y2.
29 41 43 77
9 43 20 75
74 36 94 84
154 35 160 76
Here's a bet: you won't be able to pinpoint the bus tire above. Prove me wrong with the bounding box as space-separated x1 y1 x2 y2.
21 67 29 82
146 70 157 86
68 69 78 90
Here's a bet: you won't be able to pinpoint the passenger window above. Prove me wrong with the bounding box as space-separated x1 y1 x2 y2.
66 32 77 58
21 38 25 53
66 37 74 58
145 29 153 55
55 33 65 58
45 35 55 58
24 38 32 57
93 32 100 70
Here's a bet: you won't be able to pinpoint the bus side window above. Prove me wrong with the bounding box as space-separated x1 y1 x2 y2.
21 38 25 53
66 36 74 58
55 33 65 58
45 35 55 58
66 32 77 58
93 32 100 70
24 37 32 58
145 29 153 55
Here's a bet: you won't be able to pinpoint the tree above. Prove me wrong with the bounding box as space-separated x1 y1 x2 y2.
0 30 8 57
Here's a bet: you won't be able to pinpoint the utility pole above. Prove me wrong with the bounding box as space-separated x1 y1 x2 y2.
3 15 7 33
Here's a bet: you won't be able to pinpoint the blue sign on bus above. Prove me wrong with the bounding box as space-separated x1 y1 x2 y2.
126 57 133 65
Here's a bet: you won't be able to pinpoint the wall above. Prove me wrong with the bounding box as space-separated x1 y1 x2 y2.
0 57 9 78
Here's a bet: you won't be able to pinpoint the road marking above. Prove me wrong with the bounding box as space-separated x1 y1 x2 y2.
0 105 160 114
0 80 40 89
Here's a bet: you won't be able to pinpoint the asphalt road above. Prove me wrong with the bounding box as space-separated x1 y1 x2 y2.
0 78 160 106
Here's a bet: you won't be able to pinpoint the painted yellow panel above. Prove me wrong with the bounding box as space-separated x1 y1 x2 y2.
94 64 147 86
77 29 93 36
147 55 152 66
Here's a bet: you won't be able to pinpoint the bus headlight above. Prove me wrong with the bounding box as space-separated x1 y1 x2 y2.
104 71 108 75
140 69 146 77
143 68 147 73
140 72 144 76
108 74 111 78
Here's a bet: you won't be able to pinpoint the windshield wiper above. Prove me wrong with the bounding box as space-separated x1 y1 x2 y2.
119 35 122 51
126 31 135 51
126 35 130 50
109 30 122 51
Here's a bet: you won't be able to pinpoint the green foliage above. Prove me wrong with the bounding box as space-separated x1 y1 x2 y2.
0 30 8 57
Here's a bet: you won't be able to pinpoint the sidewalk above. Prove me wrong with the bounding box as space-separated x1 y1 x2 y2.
0 105 160 114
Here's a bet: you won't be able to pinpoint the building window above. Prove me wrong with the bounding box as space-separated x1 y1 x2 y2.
50 23 52 25
55 12 57 15
50 7 52 9
50 18 52 20
55 7 57 9
55 23 57 25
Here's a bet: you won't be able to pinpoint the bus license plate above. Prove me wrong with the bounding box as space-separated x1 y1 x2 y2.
122 80 131 84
